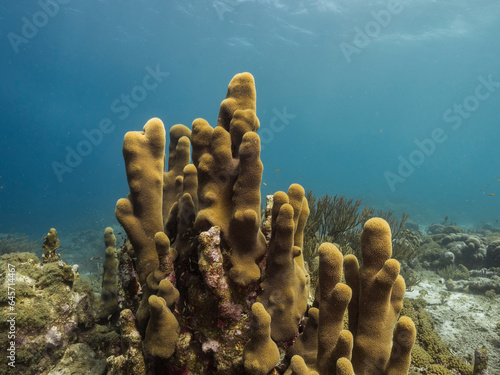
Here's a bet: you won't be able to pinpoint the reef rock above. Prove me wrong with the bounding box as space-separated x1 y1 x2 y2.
0 252 99 374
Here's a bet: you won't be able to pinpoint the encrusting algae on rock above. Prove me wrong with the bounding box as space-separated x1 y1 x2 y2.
0 246 99 373
106 72 417 374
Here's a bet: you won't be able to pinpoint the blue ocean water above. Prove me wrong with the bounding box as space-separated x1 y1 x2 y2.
1 0 499 240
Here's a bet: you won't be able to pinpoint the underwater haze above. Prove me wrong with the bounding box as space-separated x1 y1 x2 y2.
1 0 500 239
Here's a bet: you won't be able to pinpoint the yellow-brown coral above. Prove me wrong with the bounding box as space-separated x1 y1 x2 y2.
243 302 280 375
192 73 266 287
115 118 165 285
143 294 179 359
111 73 418 375
42 228 60 263
345 218 413 374
284 218 415 375
99 227 118 320
258 184 310 342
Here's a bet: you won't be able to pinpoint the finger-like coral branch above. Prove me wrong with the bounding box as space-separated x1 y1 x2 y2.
243 302 280 375
115 118 165 285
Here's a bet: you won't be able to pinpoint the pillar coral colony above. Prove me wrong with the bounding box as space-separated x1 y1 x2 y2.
51 65 169 183
384 74 500 192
